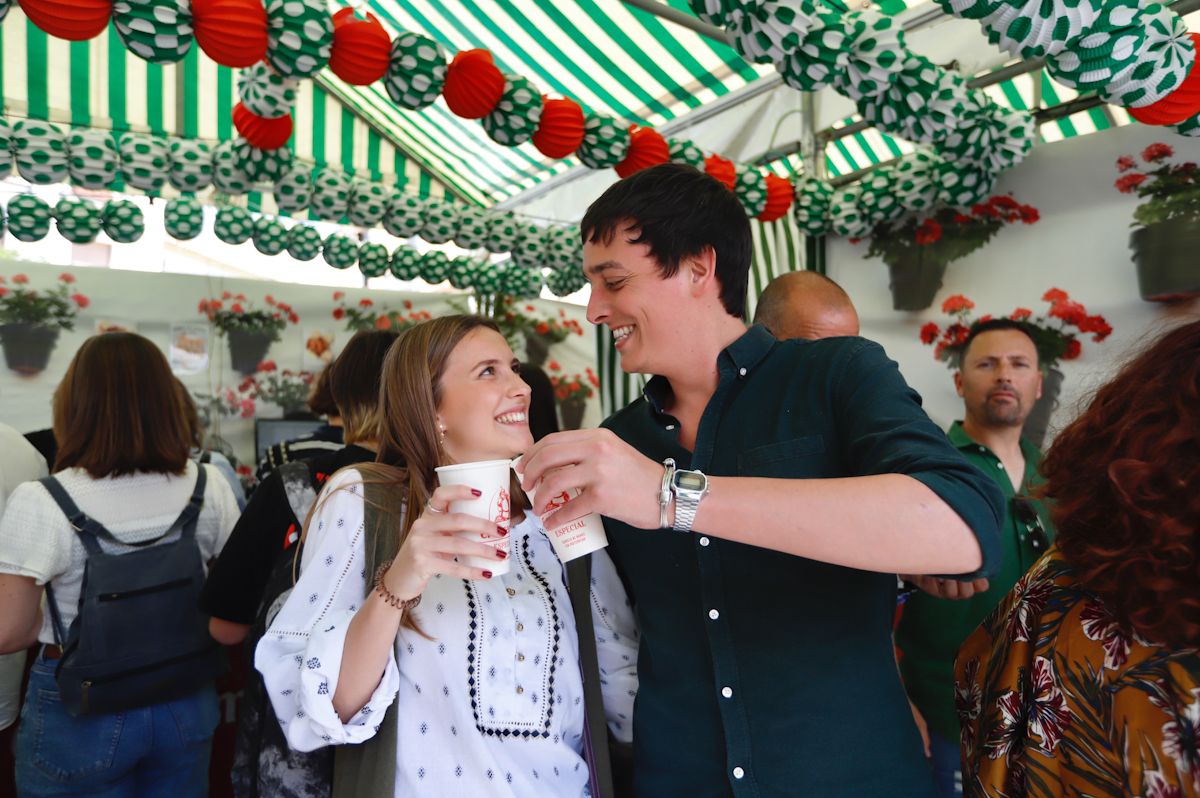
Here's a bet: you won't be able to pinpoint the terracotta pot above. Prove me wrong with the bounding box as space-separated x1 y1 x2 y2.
1129 218 1200 302
0 322 60 375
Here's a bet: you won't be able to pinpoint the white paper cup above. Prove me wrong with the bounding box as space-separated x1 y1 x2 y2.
530 485 609 563
435 459 513 576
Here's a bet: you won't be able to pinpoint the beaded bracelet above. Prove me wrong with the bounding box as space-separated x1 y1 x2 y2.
373 560 421 614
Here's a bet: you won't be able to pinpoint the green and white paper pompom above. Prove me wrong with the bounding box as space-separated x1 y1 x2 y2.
238 60 297 119
0 119 11 181
667 138 705 169
792 176 833 236
212 140 251 195
472 262 503 294
1045 0 1146 93
235 140 293 183
68 129 119 190
978 0 1102 59
273 163 312 215
829 186 871 238
936 162 996 207
857 167 904 225
286 224 322 260
1174 110 1200 137
933 0 1005 21
893 151 942 211
102 199 145 243
542 225 579 271
482 74 544 147
385 31 447 111
252 216 288 255
168 137 212 192
1098 3 1194 108
113 0 194 64
512 221 545 269
347 181 388 228
447 256 479 290
729 0 816 65
688 0 737 27
734 167 768 217
0 0 11 23
13 120 68 186
501 264 544 300
419 250 451 284
576 112 630 170
831 11 905 101
164 197 205 240
389 245 423 280
776 12 852 92
54 198 102 244
383 192 425 239
7 195 51 242
322 234 358 269
421 200 460 245
358 241 390 278
484 210 520 253
546 263 587 297
266 0 333 78
942 91 1035 173
119 132 170 193
857 55 966 144
309 168 352 221
214 206 254 245
454 206 489 250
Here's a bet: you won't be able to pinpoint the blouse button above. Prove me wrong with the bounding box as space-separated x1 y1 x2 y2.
516 623 525 632
708 609 720 620
516 686 524 695
506 587 516 597
517 653 525 662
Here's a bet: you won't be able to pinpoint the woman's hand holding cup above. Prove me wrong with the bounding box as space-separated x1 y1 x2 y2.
382 484 509 600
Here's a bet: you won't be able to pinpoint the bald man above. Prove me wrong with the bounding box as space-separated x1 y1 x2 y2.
753 270 860 339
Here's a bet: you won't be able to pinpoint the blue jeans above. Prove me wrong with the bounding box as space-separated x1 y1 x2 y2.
15 653 218 798
929 729 963 798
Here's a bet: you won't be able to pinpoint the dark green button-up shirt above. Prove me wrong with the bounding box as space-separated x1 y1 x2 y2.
895 421 1055 741
600 325 1004 798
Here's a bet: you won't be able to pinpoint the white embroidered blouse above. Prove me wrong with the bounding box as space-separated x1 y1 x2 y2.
255 469 638 797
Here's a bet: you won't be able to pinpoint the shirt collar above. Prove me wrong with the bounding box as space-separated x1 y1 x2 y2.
948 420 1041 460
642 325 775 416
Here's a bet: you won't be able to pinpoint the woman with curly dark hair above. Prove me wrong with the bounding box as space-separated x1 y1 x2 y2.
955 318 1200 798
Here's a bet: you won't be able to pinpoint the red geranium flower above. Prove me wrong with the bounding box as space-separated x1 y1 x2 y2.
222 291 232 300
953 213 973 225
941 294 975 314
919 322 940 344
990 195 1019 211
1049 300 1087 326
333 291 345 301
333 308 345 320
1042 288 1068 303
1116 155 1136 172
535 322 550 334
12 274 28 285
59 272 76 284
548 360 561 372
288 312 299 324
231 303 245 313
0 287 8 298
1019 206 1040 224
1115 174 1148 194
257 360 277 372
1142 143 1174 163
915 219 942 245
71 294 89 309
403 300 413 310
359 298 374 308
265 294 275 305
946 323 970 345
1062 339 1082 360
1010 308 1033 321
209 300 223 312
198 299 209 313
375 315 392 330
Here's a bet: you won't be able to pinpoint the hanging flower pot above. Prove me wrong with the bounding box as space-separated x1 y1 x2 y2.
1021 366 1063 450
559 395 586 431
523 329 550 367
328 8 390 85
886 245 949 312
21 0 111 41
226 328 274 376
0 323 60 376
192 0 268 68
442 49 505 119
1129 217 1200 301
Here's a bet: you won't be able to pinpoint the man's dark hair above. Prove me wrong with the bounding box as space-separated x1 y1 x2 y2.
961 318 1041 366
580 162 750 318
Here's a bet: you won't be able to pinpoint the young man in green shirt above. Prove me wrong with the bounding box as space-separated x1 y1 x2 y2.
895 319 1056 798
517 163 1005 797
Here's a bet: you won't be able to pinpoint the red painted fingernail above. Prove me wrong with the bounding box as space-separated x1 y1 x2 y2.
471 488 482 497
482 570 493 579
496 549 508 559
497 525 508 537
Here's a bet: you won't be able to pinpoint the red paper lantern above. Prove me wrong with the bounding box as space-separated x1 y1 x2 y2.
757 174 795 223
614 126 669 179
704 154 736 190
442 49 505 119
532 97 585 159
233 103 293 150
329 8 391 86
1129 34 1200 125
193 0 268 69
20 0 111 41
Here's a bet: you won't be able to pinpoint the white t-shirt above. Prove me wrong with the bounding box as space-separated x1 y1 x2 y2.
256 469 639 797
0 460 240 643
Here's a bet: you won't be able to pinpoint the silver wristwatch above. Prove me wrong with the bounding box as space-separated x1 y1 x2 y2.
670 467 709 533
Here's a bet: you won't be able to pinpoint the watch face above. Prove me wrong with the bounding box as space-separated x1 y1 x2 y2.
675 471 706 492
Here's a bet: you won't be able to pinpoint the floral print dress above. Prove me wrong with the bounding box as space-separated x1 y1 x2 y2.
956 545 1199 798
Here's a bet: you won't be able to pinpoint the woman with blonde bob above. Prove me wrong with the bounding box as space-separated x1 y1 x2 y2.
257 315 637 797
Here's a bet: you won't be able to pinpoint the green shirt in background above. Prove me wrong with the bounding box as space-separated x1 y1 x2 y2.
895 421 1055 742
600 326 1005 798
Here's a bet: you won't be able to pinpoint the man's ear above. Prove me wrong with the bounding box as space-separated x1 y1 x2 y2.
684 246 718 296
954 370 965 398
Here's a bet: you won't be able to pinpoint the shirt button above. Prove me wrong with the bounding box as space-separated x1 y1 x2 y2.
738 367 747 377
666 424 675 431
721 686 733 698
516 623 524 632
517 653 525 662
708 609 720 620
996 462 1005 469
733 767 745 779
506 587 516 597
516 686 524 695
699 537 710 547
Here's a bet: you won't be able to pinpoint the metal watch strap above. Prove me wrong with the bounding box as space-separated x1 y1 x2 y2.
672 487 701 533
659 458 676 529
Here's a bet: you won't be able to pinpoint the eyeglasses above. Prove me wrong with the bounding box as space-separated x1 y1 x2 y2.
1010 496 1049 553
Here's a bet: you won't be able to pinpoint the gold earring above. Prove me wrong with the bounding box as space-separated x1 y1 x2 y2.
439 426 446 445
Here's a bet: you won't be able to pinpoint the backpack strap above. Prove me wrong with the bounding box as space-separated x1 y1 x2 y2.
568 553 616 798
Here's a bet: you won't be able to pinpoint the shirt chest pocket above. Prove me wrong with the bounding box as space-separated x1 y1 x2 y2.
736 435 827 478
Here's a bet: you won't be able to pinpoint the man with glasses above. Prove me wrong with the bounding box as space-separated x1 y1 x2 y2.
895 318 1055 798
